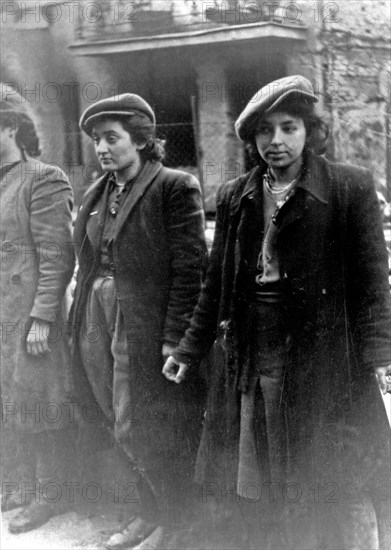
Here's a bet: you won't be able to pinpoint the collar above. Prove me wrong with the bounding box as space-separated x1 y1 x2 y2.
230 149 329 217
107 166 143 190
296 150 329 204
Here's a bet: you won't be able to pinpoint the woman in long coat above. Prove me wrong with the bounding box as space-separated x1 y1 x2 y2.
164 76 391 549
0 85 75 533
71 93 207 550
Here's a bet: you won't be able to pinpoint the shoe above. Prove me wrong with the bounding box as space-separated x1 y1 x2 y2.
104 516 157 550
8 501 70 534
132 526 171 550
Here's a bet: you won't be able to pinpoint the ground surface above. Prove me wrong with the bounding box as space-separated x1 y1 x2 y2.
2 395 390 550
1 505 123 550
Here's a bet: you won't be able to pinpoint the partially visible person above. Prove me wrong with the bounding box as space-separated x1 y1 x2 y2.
71 94 207 550
0 84 75 533
377 190 391 288
164 75 391 549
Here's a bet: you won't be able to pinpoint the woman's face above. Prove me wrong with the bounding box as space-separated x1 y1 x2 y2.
255 112 307 170
91 119 144 173
0 124 19 163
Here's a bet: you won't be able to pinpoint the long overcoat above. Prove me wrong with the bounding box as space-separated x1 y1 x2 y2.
71 160 207 473
175 150 391 496
0 159 74 433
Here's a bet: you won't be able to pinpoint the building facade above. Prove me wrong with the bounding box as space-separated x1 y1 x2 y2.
1 0 390 211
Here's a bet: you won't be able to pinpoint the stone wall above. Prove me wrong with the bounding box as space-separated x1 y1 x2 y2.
288 0 391 193
1 0 390 198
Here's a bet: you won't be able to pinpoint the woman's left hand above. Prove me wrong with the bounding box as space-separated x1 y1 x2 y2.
162 356 189 384
375 365 391 394
26 319 51 356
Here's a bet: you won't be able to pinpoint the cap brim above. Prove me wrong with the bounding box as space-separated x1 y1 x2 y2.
81 110 136 133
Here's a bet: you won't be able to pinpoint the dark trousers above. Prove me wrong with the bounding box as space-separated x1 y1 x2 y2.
238 300 383 549
2 427 75 508
238 300 290 491
79 276 194 528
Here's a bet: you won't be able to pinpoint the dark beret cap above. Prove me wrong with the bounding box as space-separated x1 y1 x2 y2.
79 93 155 135
235 75 318 141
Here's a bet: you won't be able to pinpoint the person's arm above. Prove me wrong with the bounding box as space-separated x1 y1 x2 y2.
345 166 391 390
27 165 75 355
375 365 391 394
163 183 229 382
162 173 207 355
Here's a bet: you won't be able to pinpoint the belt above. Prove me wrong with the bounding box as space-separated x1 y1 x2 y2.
97 265 116 277
254 280 283 303
255 291 283 304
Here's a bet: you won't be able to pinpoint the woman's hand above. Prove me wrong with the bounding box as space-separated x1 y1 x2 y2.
162 356 188 384
26 319 51 356
375 365 391 394
162 343 175 361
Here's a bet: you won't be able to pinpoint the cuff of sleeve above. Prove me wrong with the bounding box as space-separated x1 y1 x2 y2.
29 316 52 324
171 350 201 368
29 306 57 323
162 336 181 348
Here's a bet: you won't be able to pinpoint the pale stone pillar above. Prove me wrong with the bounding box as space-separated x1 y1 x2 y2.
73 54 119 171
195 57 243 212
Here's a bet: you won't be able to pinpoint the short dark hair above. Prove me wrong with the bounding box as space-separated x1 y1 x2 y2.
93 114 165 162
0 84 41 157
245 97 329 163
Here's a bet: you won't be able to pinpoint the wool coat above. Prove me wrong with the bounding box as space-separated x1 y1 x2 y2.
174 150 391 496
71 160 207 473
0 159 74 433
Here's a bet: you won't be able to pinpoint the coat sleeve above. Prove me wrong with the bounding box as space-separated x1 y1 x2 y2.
345 166 391 369
163 173 207 346
172 183 230 365
29 164 75 323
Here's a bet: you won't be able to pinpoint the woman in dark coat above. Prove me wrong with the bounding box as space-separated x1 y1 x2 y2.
71 93 207 550
164 75 391 549
0 85 75 532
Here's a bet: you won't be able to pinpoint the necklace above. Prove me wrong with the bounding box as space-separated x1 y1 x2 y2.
263 168 298 208
108 163 144 217
263 168 298 196
265 178 296 195
109 183 125 217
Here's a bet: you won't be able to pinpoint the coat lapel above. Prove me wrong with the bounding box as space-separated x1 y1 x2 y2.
229 168 264 306
229 166 262 217
276 188 309 233
113 161 162 240
276 150 330 234
73 173 109 252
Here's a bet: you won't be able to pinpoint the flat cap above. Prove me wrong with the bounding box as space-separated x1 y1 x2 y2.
80 93 155 135
0 82 33 117
235 75 318 141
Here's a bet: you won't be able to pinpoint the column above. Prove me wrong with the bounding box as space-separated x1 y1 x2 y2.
195 57 243 212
